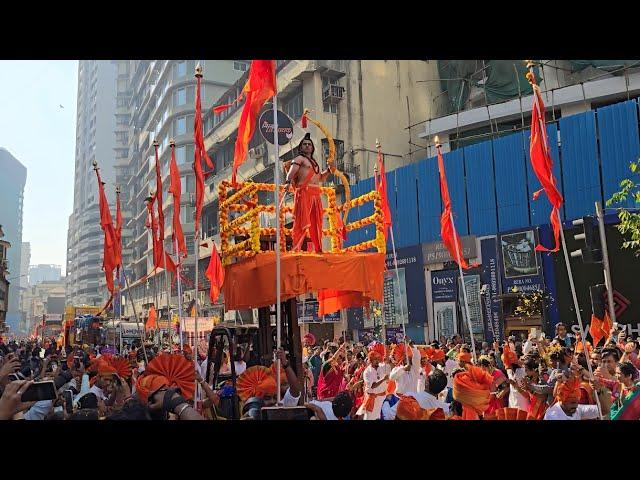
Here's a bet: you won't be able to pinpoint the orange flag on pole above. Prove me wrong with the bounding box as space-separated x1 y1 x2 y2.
95 165 117 297
527 67 563 252
374 143 392 241
146 305 157 331
231 60 276 186
437 145 477 270
204 242 225 303
168 142 187 259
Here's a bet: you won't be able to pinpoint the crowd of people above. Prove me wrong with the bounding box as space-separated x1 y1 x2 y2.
1 320 639 420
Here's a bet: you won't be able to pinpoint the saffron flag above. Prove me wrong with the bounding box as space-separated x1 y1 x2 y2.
168 143 187 259
146 196 163 270
147 305 157 331
528 72 563 252
318 289 366 316
115 188 123 274
437 146 477 270
204 242 224 303
374 147 392 241
153 143 165 244
193 69 214 234
95 168 117 296
231 60 276 186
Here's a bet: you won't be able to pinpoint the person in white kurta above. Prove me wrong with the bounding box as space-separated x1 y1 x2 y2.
507 366 530 411
356 352 389 420
389 345 422 395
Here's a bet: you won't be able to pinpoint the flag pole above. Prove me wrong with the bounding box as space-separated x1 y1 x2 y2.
160 139 173 350
435 142 477 362
524 60 602 419
273 73 282 406
175 235 185 353
376 139 408 361
193 65 206 404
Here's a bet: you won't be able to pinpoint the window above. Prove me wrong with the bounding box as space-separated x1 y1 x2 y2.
233 61 249 72
323 103 337 114
181 176 186 192
175 145 186 165
174 61 187 78
181 205 194 225
186 235 195 254
283 90 303 121
186 175 195 193
174 87 186 106
175 116 187 136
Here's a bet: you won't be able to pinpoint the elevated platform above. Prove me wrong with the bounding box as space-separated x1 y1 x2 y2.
222 251 385 310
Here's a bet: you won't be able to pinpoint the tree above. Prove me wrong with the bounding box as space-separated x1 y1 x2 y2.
606 160 640 255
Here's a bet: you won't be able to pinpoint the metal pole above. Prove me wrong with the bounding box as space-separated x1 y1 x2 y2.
595 201 616 324
558 210 604 419
273 90 282 405
450 210 477 363
175 236 184 353
122 270 148 365
193 233 200 403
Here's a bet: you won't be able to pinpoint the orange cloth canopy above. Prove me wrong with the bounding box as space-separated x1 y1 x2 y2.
222 251 384 310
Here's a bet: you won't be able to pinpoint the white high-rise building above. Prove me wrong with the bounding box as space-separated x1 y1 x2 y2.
66 60 118 307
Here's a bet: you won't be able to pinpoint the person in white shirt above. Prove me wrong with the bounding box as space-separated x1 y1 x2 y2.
384 368 450 420
543 378 598 420
306 391 353 420
507 364 530 411
389 344 422 395
356 351 389 420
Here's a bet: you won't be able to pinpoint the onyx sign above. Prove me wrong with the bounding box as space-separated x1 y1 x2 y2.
259 109 294 146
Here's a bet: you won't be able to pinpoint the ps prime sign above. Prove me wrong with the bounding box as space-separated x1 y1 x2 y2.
422 236 477 265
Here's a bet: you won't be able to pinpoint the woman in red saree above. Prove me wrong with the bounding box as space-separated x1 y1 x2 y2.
479 356 508 416
317 344 346 400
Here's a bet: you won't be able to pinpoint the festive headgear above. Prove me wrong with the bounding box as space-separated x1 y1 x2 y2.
182 344 193 355
395 395 446 421
106 356 132 379
303 333 316 346
237 366 277 401
368 350 383 363
554 377 582 404
453 365 493 420
136 374 170 404
368 342 386 359
142 353 195 400
391 343 413 365
98 364 118 377
457 351 472 363
501 344 518 367
430 349 446 362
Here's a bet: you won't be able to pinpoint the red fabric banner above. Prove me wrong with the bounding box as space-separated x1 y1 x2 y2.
95 168 117 295
528 75 564 252
231 60 276 186
374 147 392 241
115 189 123 274
193 74 214 234
153 143 165 243
437 146 477 270
204 242 224 303
168 143 187 259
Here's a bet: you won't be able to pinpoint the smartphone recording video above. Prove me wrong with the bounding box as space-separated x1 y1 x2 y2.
21 380 57 402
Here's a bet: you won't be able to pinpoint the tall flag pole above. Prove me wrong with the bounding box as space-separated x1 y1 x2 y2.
192 63 209 400
115 186 123 326
375 140 407 359
525 60 603 418
435 140 478 361
93 160 117 315
93 160 147 364
153 140 168 342
270 63 282 405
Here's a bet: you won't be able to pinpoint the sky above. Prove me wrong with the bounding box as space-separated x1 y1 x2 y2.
0 60 78 276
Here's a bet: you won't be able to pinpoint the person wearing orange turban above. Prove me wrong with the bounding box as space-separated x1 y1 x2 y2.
136 374 170 404
390 344 422 395
453 364 493 419
501 344 519 369
543 376 602 420
457 351 472 366
356 349 389 420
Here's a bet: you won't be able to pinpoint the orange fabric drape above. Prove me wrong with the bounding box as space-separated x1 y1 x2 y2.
222 252 384 310
146 306 157 331
453 365 493 420
318 289 367 316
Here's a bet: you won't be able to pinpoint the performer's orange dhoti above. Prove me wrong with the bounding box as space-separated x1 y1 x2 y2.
292 170 323 253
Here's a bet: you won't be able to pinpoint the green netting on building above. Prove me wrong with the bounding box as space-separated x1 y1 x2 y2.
438 60 541 114
569 60 640 73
